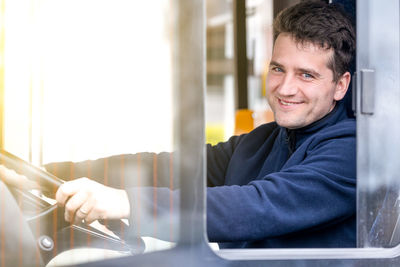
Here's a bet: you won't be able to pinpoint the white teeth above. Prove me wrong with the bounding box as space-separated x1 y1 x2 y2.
280 100 293 106
279 99 299 106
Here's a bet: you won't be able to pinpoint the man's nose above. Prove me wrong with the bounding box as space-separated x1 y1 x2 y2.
277 74 298 96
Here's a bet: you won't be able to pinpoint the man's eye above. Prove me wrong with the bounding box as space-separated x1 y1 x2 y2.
272 67 283 72
302 73 314 79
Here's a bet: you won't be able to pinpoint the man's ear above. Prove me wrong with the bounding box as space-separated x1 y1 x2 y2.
334 72 351 101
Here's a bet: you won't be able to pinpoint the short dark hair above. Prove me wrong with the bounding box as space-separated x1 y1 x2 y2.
273 1 356 82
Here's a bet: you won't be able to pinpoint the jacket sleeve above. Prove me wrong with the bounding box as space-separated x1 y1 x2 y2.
206 135 244 187
43 133 242 190
44 152 177 190
206 131 356 242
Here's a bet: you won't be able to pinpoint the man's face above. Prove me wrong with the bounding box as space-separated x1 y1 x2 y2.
266 33 350 129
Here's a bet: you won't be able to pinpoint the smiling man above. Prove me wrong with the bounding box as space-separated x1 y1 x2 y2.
206 0 356 248
49 0 356 249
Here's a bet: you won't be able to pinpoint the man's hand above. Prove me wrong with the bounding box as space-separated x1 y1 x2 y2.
0 165 39 190
55 177 130 224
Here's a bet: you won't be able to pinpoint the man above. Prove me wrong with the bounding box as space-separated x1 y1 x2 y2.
44 0 357 248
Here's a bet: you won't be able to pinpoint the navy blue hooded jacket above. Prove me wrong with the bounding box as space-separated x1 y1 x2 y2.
45 101 356 248
206 101 356 248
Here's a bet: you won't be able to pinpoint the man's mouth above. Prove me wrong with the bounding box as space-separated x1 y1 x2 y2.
278 98 303 106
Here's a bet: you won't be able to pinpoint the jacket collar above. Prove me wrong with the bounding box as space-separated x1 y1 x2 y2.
282 101 348 156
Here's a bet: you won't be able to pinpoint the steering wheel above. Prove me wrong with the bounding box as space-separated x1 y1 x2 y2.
0 149 144 266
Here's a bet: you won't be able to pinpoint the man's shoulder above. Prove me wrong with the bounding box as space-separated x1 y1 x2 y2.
324 118 356 134
311 118 356 145
222 121 280 150
250 121 280 135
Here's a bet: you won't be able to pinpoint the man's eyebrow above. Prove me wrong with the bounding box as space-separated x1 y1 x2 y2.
269 60 283 67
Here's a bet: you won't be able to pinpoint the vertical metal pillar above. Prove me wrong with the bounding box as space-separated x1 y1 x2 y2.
173 0 206 246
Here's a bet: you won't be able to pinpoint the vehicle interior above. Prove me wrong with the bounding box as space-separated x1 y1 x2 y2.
1 0 400 266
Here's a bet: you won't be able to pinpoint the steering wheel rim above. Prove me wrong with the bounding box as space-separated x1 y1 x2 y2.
0 149 144 266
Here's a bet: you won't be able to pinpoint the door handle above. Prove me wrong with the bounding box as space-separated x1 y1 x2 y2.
360 69 375 115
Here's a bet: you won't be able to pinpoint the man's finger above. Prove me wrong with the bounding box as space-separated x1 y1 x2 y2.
75 197 94 223
56 178 89 207
64 189 90 222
